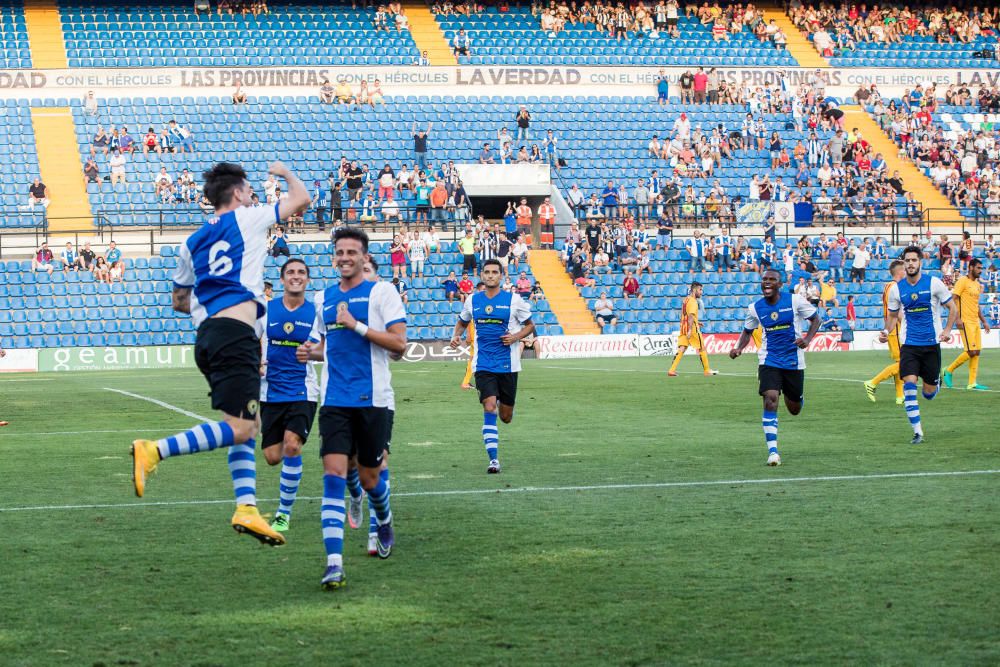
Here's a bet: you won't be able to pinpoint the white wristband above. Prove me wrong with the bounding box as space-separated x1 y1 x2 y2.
880 329 888 336
353 322 369 337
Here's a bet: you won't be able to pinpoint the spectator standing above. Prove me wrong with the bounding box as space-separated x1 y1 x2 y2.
515 105 531 141
412 122 432 171
538 197 556 237
390 233 408 279
429 180 449 229
656 70 670 106
515 197 532 239
459 229 477 276
827 241 845 283
311 180 328 230
409 232 427 278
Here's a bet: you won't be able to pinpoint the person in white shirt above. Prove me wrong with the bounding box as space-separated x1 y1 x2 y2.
421 225 440 256
262 174 279 202
409 233 427 278
109 149 127 186
850 245 871 283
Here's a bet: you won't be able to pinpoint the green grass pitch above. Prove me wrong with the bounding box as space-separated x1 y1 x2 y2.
1 352 998 665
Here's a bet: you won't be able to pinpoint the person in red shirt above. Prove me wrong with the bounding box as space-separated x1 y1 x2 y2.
846 295 857 330
857 153 872 173
458 272 474 296
623 270 641 299
142 127 158 154
693 67 708 104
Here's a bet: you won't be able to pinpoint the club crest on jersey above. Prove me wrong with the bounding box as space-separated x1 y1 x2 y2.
283 322 295 334
485 305 495 314
337 302 349 313
910 293 918 301
770 311 779 321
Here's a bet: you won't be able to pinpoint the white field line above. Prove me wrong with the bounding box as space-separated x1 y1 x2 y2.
103 388 211 421
1 469 997 513
539 365 1000 393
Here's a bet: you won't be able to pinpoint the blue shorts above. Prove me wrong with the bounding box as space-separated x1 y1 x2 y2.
658 91 668 101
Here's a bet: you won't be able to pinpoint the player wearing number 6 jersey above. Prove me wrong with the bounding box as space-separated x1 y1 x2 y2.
129 161 310 546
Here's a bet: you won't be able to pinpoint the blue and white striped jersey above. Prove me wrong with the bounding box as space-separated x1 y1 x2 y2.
887 274 953 346
173 203 279 327
460 290 532 374
743 292 817 370
310 280 407 408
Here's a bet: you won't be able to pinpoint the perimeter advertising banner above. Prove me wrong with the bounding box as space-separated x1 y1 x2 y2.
38 345 196 372
0 65 994 95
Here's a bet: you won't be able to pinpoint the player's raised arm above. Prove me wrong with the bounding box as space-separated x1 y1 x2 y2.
269 161 311 221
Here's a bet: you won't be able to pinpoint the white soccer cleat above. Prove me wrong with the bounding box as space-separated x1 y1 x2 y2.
766 452 782 467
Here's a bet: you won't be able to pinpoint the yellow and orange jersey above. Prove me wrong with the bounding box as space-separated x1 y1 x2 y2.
679 295 699 336
952 275 983 326
882 281 900 338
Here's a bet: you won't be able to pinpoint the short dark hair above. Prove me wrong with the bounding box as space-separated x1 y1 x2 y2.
366 254 380 272
888 259 905 273
280 257 309 277
690 281 702 290
969 258 982 270
263 281 273 290
481 258 503 271
901 245 923 260
202 162 248 208
762 267 782 281
333 227 369 252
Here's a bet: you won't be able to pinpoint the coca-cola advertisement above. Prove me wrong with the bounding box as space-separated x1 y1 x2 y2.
699 332 849 355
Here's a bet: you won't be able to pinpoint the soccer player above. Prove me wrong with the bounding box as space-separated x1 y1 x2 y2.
864 260 906 404
729 269 821 466
880 246 959 444
942 258 991 391
259 258 319 533
668 281 717 376
130 161 309 546
296 228 406 590
449 259 535 474
343 255 399 558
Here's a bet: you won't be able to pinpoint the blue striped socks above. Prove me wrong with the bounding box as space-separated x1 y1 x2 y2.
762 410 778 455
321 474 346 568
156 421 235 459
483 411 499 461
346 467 363 501
903 382 923 435
276 455 302 518
368 476 392 527
369 468 390 537
227 441 257 506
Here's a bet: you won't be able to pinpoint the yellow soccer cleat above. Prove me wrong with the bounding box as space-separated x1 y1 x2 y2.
231 504 286 546
130 439 161 498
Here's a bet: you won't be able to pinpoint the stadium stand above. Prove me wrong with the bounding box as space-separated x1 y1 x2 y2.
68 93 847 227
0 240 560 347
561 232 999 335
0 104 44 228
0 0 31 69
58 1 421 67
792 4 1000 69
434 5 797 66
